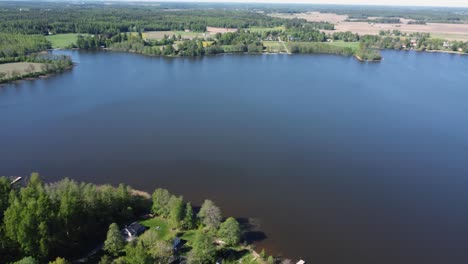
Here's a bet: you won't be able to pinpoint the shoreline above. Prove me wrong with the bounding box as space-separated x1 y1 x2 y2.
0 64 74 86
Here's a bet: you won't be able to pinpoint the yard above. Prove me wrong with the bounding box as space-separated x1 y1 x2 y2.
139 217 173 241
46 34 80 48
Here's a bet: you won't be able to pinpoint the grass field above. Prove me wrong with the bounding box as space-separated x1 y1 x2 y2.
326 41 360 52
139 217 173 241
46 34 79 48
143 31 203 40
0 62 44 80
248 26 285 33
263 41 287 53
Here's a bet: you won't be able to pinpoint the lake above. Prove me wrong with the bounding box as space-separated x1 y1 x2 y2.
1 50 468 264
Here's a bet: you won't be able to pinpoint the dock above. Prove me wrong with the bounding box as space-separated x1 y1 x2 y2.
10 176 22 185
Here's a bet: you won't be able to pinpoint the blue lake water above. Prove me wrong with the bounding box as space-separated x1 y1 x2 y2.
1 50 468 263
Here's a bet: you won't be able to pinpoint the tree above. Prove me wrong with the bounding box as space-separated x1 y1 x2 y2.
98 255 113 264
188 230 216 264
48 257 70 264
168 195 184 228
13 257 38 264
0 177 11 221
183 202 195 230
198 199 222 229
217 217 241 246
151 188 171 217
104 223 125 257
267 256 275 264
138 229 172 263
3 173 54 258
124 240 152 264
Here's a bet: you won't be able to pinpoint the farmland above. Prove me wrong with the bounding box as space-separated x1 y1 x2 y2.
271 12 468 41
0 62 44 80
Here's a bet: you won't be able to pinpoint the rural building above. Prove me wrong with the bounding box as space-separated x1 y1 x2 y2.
122 222 146 241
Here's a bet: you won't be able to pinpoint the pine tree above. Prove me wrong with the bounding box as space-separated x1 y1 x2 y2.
183 202 195 230
104 223 125 257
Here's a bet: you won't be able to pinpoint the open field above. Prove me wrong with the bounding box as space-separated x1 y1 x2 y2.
0 62 44 80
206 26 238 33
143 31 202 40
272 12 468 41
326 41 360 52
46 34 79 48
143 27 237 41
248 26 285 33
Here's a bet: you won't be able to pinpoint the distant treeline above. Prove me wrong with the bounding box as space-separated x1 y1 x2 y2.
0 3 288 35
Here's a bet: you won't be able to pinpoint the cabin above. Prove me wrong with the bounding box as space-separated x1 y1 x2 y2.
122 222 146 241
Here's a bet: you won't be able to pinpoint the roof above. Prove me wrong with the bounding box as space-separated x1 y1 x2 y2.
296 260 306 264
125 222 146 237
173 237 181 248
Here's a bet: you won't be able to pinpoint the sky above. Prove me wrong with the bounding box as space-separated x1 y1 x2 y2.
157 0 468 8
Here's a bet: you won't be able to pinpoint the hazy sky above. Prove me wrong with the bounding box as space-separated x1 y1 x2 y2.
159 0 468 8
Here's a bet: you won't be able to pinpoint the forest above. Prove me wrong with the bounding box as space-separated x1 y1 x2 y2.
0 174 278 264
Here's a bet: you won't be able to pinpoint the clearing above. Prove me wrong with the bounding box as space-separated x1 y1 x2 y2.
143 31 201 40
248 26 285 33
139 217 173 241
0 62 44 80
143 27 238 40
46 34 80 48
263 41 287 53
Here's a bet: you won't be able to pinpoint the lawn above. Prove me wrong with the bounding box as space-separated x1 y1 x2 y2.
46 33 80 48
139 217 173 241
248 26 285 33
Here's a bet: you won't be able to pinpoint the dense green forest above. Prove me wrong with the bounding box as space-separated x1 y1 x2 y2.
0 33 50 59
0 174 149 262
0 174 279 264
0 3 286 35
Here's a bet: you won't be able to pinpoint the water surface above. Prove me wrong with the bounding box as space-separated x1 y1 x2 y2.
2 50 468 264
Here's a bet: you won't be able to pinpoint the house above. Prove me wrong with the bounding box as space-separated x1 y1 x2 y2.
122 222 146 241
443 41 451 48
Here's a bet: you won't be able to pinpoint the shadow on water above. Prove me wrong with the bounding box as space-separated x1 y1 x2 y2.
237 217 268 244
